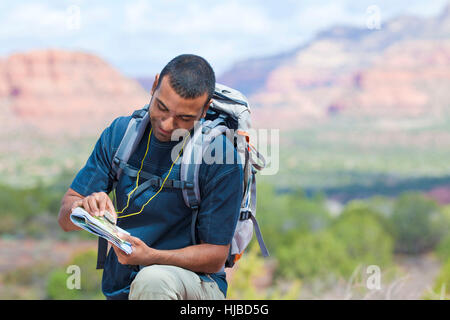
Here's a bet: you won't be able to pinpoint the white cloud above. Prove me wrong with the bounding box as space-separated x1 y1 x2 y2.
294 2 365 31
0 3 68 37
0 0 448 77
0 2 114 38
124 0 273 35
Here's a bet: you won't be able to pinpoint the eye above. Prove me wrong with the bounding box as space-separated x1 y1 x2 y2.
157 103 167 112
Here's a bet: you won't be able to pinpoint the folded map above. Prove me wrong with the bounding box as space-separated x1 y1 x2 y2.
70 207 133 254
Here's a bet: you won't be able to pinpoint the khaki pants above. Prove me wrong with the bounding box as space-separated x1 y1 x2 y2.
129 265 225 300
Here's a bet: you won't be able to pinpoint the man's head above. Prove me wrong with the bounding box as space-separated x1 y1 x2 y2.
149 54 216 142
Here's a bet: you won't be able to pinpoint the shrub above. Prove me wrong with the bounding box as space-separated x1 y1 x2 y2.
276 231 353 280
256 183 331 253
390 192 446 254
331 203 394 271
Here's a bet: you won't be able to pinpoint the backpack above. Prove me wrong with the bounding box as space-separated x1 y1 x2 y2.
96 83 269 270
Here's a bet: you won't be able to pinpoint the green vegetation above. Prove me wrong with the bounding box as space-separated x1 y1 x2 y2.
425 205 450 300
0 261 54 299
267 198 394 282
436 234 450 263
390 192 447 254
0 165 449 299
269 116 450 192
0 249 103 300
425 259 450 300
2 110 450 299
253 181 448 296
47 249 104 300
227 244 301 300
0 170 97 240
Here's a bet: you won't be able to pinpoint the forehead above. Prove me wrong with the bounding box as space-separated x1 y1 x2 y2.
155 76 208 113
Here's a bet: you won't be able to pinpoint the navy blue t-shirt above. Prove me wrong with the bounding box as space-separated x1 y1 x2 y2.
70 115 243 299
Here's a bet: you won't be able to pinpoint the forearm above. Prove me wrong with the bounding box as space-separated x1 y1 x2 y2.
58 193 83 232
147 243 228 274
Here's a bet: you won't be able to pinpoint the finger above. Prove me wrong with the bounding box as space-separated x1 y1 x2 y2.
98 195 107 216
125 236 143 249
82 197 92 215
117 233 131 242
106 200 117 220
87 196 100 216
129 236 142 245
93 193 105 217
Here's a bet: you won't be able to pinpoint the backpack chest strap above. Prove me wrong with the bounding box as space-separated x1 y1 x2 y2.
115 160 193 197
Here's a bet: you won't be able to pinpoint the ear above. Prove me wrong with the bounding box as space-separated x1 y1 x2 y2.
151 73 160 95
201 99 212 118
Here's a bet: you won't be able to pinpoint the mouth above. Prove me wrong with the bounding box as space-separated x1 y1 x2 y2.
157 127 171 137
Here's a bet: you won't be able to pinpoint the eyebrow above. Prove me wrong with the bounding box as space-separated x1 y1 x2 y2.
155 97 197 118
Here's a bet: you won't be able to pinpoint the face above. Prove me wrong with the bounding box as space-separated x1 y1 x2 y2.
149 74 210 142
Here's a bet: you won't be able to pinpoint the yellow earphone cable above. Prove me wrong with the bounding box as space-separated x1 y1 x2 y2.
115 128 190 219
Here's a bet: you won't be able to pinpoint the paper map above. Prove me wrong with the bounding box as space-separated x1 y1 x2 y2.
70 207 132 254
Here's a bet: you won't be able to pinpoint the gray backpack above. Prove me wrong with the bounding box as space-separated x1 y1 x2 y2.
96 83 269 270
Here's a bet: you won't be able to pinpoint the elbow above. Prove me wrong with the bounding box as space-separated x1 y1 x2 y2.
211 264 225 274
57 201 74 233
204 245 229 273
57 213 70 232
208 256 228 274
203 264 224 274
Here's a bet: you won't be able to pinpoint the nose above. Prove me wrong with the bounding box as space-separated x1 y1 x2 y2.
160 116 175 132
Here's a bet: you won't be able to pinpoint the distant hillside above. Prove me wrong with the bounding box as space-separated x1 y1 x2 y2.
0 49 148 137
218 3 450 130
0 49 149 187
2 5 450 195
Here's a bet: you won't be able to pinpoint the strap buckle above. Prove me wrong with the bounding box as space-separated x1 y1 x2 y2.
184 182 194 189
239 209 252 220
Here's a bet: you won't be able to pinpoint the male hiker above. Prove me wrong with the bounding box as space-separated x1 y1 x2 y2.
57 54 243 300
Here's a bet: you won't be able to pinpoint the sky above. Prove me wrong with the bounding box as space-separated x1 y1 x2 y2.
0 0 448 78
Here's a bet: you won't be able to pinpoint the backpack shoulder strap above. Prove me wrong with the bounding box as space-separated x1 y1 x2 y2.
110 104 150 183
180 119 232 245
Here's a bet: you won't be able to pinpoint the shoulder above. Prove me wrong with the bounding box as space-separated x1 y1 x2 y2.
102 115 133 150
108 115 132 135
199 134 243 185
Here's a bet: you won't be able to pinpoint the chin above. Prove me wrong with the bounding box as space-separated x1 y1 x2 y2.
155 132 171 142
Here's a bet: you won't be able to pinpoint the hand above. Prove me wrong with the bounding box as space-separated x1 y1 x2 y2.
112 233 158 266
71 191 117 223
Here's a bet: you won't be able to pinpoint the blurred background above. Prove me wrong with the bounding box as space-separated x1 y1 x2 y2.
1 0 450 300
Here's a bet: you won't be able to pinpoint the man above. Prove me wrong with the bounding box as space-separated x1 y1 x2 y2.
58 54 243 300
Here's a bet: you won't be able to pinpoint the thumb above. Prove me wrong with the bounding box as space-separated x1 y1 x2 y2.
117 232 132 242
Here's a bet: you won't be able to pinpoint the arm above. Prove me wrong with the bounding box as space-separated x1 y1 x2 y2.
59 118 123 231
112 235 229 274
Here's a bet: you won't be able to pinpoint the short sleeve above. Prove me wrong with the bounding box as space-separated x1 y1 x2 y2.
196 135 244 245
70 117 126 197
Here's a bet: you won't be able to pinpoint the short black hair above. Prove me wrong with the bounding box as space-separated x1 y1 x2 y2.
156 54 216 102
